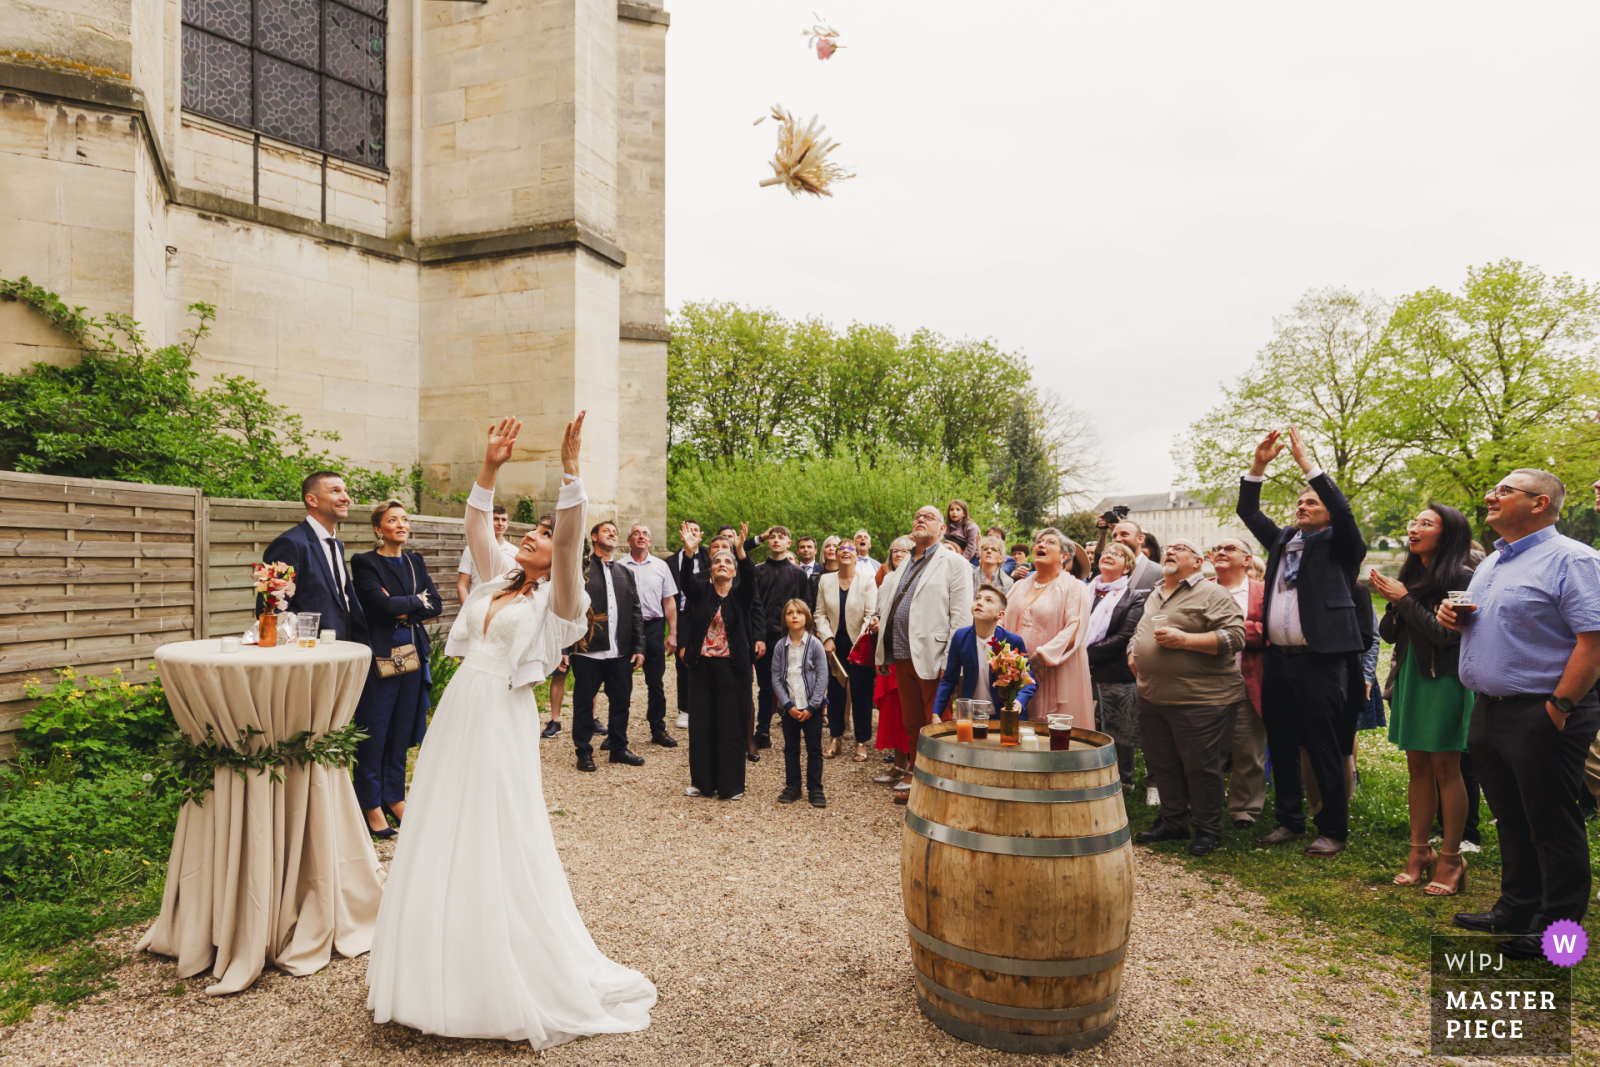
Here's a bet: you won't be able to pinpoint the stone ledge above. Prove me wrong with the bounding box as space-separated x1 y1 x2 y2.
0 57 175 198
618 3 670 26
176 188 414 259
620 323 670 342
418 223 626 270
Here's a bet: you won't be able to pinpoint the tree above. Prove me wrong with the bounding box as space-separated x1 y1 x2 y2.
0 277 409 502
666 302 822 465
1176 287 1401 516
1381 260 1600 534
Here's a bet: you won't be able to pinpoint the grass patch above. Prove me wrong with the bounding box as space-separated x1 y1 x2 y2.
1128 728 1600 1020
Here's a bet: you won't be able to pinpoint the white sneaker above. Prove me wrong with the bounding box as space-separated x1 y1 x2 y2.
684 786 701 797
676 712 689 729
1146 786 1160 807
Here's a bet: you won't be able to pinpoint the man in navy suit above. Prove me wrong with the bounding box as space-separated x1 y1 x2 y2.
1236 426 1369 858
263 471 368 643
932 584 1038 721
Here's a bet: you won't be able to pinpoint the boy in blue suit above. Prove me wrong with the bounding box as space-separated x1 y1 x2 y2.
933 584 1036 720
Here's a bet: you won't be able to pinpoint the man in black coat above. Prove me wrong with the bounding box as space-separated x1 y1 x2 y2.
744 526 813 749
571 519 646 771
262 471 368 642
1237 427 1369 857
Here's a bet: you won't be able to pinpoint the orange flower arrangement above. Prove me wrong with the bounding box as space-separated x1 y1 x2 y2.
251 561 296 612
986 637 1032 710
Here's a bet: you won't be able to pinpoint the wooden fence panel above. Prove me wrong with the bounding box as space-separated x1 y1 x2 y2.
0 473 531 758
0 471 204 756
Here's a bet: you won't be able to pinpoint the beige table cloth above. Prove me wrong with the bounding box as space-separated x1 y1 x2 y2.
137 639 383 995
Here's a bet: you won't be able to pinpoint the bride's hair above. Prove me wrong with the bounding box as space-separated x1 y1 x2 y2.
503 512 554 596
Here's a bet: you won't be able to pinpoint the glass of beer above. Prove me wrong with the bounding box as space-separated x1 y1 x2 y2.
971 702 991 740
1047 713 1074 751
297 613 322 648
999 704 1021 747
1446 589 1477 622
954 699 974 743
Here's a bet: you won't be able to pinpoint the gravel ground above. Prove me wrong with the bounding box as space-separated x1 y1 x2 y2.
3 669 1592 1066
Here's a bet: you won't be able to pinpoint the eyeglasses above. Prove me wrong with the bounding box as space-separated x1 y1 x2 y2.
1491 484 1544 500
1210 544 1244 554
1405 518 1439 530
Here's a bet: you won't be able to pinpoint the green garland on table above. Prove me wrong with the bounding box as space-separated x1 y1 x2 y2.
153 721 369 805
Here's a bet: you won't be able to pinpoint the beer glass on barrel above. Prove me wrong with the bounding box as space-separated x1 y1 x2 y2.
1047 713 1074 751
971 701 991 740
954 699 974 743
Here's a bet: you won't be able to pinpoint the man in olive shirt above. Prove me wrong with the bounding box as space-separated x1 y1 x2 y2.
1129 538 1247 856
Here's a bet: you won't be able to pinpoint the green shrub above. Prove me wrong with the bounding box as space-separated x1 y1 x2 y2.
19 665 172 777
666 452 1016 554
426 625 459 711
0 757 179 903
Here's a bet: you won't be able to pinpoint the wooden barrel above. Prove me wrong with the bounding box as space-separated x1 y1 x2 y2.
902 720 1134 1053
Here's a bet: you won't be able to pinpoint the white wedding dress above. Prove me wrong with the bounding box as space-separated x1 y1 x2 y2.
366 482 656 1048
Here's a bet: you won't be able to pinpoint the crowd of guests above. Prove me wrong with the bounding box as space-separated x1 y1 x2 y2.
267 426 1600 962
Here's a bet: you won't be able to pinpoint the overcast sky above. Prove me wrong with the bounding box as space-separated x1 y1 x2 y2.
662 2 1600 496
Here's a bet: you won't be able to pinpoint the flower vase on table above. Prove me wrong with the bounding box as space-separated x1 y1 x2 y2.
985 636 1033 749
251 562 297 648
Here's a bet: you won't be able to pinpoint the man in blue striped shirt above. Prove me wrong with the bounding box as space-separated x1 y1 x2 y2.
1439 469 1600 960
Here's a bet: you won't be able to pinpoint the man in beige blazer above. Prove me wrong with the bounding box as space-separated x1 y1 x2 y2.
877 504 974 801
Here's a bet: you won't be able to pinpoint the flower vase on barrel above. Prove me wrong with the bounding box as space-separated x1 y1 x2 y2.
251 562 297 648
984 637 1033 749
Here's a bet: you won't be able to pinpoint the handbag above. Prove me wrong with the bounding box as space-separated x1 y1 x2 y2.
374 554 424 678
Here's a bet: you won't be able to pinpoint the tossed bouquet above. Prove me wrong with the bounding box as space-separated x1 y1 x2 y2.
986 636 1033 710
252 561 296 612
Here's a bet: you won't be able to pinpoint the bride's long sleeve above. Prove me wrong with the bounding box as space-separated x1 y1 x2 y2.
548 476 588 623
464 482 503 587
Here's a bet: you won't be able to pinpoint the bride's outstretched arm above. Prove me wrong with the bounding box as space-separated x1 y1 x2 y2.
466 415 521 586
549 412 588 623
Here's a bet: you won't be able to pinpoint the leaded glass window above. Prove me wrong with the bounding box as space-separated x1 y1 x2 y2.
182 0 385 168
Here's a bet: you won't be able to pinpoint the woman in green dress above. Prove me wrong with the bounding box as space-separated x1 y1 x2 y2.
1369 503 1476 897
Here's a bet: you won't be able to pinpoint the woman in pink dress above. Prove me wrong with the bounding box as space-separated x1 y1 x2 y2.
1002 528 1096 730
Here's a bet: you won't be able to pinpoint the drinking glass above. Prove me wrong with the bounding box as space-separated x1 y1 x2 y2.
297 613 322 648
954 698 973 742
971 702 991 740
1446 589 1478 621
1047 713 1074 751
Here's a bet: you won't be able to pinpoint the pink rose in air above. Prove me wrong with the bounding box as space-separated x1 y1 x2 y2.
816 38 835 59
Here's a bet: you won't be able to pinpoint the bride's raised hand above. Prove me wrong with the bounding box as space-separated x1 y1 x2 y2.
562 410 586 478
484 416 521 470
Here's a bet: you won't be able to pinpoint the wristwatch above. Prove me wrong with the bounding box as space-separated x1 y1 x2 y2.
1552 696 1575 714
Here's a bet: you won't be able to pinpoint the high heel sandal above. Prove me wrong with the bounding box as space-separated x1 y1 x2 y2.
1393 842 1437 886
823 738 841 760
1425 852 1468 896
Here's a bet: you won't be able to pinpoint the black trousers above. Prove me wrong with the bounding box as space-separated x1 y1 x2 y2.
1468 692 1600 929
781 706 826 791
1260 648 1355 841
640 617 668 732
846 659 876 744
754 631 781 739
689 657 747 799
571 655 634 759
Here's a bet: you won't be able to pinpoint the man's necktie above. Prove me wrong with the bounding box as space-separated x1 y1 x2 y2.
325 537 349 608
1281 535 1305 589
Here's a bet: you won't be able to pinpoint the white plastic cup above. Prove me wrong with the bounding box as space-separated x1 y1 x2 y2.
320 629 336 645
220 636 241 653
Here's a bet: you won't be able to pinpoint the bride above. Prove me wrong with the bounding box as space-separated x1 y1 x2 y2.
366 412 656 1047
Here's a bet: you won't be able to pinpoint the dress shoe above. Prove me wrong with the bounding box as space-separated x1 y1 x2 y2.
650 731 679 748
1135 824 1190 845
746 750 760 763
1255 826 1307 846
576 754 597 772
777 786 801 804
809 790 826 809
1454 905 1531 935
591 722 609 736
1232 818 1254 830
608 747 646 766
1496 933 1545 961
1304 836 1346 857
540 720 562 738
892 792 908 805
1189 832 1221 856
754 733 772 750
